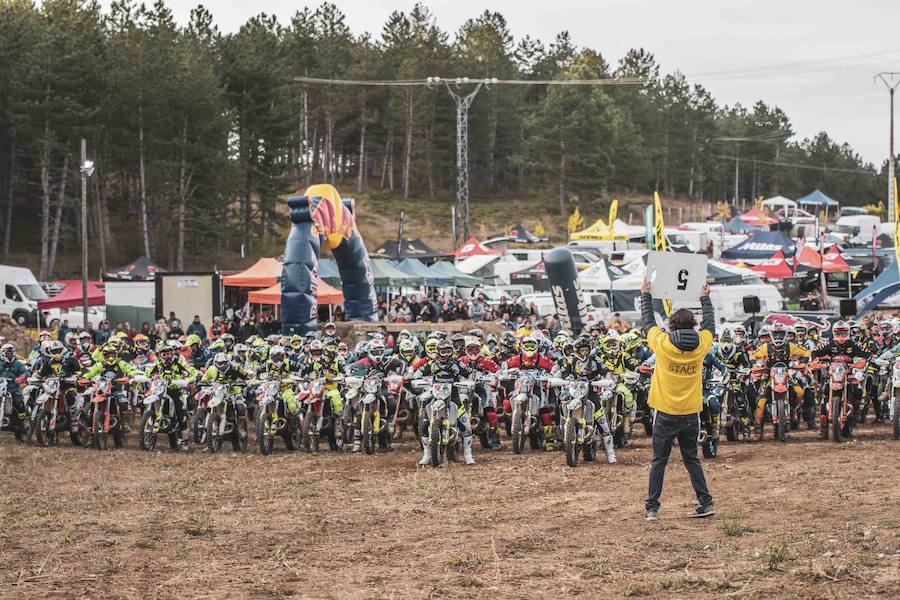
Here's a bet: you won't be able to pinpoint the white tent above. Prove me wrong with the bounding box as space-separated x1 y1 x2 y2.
612 218 647 238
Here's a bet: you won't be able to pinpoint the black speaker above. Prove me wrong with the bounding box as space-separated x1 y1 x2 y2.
742 295 761 314
840 298 857 318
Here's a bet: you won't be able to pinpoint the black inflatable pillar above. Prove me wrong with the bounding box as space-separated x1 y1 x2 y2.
545 248 588 335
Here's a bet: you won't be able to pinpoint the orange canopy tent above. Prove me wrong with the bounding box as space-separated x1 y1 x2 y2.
248 278 344 305
454 236 501 259
740 207 778 227
223 258 282 287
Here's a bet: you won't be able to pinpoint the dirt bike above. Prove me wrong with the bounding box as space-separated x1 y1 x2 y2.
469 373 498 450
299 376 344 453
255 375 301 456
32 376 79 447
634 364 653 436
818 356 860 442
768 362 791 443
139 378 189 451
80 374 133 450
722 368 750 442
191 388 210 446
0 377 27 442
200 381 249 453
504 368 547 454
561 378 599 468
700 374 725 457
891 357 900 440
423 380 459 467
345 373 391 455
605 373 635 449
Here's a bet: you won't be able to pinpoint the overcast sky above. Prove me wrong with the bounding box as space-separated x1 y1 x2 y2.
149 0 900 166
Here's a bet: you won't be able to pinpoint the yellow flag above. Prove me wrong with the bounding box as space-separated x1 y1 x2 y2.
893 177 899 268
534 222 545 237
567 207 584 234
653 191 670 316
607 199 618 240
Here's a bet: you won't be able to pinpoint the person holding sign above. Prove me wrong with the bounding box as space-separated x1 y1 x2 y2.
640 277 716 521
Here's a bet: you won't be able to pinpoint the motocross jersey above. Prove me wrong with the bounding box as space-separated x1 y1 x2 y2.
415 359 474 384
201 363 251 384
715 346 751 371
750 342 811 367
348 357 406 378
82 359 138 381
458 354 499 373
503 353 555 372
553 354 603 381
813 339 869 361
595 351 638 375
259 359 292 381
36 356 81 379
144 356 198 388
300 357 345 388
0 359 30 394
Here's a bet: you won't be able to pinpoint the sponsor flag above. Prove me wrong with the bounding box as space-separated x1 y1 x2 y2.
607 199 618 241
653 192 671 316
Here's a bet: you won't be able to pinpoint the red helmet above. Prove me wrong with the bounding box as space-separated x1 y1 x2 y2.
832 320 850 345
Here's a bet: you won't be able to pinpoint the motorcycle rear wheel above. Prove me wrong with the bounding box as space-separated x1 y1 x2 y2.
35 410 57 447
892 393 900 440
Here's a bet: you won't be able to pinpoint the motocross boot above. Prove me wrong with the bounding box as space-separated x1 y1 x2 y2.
754 422 764 442
352 429 362 453
462 436 475 465
602 434 617 464
819 414 829 440
178 428 190 451
418 438 432 465
543 425 555 451
490 426 501 448
710 414 720 440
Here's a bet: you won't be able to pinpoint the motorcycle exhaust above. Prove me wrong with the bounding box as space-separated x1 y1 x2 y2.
396 408 410 423
698 430 708 443
273 417 286 430
495 405 506 418
108 416 119 430
470 416 481 430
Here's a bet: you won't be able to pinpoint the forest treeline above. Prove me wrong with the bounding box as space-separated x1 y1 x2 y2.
0 0 888 277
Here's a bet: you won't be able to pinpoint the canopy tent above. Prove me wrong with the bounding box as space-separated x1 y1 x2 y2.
721 231 796 260
570 218 630 241
613 218 647 238
796 189 839 209
706 262 744 285
509 261 549 292
371 238 445 261
740 207 778 227
875 233 894 249
223 257 282 287
393 258 454 287
750 251 795 280
796 244 851 273
37 280 105 310
454 236 502 259
578 259 630 289
454 253 501 275
726 215 765 234
248 278 343 305
428 260 483 287
762 196 795 209
370 259 422 287
105 256 166 281
822 245 855 272
318 258 342 286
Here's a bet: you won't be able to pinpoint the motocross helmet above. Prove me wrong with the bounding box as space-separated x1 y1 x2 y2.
718 329 736 359
1 343 16 363
78 331 93 352
398 329 411 341
234 343 249 360
266 334 280 345
367 339 385 365
324 322 337 337
832 320 850 345
308 339 323 358
602 331 621 357
101 344 118 365
757 325 771 344
424 337 439 358
48 340 65 359
794 323 808 339
269 345 286 365
732 324 746 344
574 335 592 359
213 352 230 372
289 335 303 351
398 339 416 362
464 336 481 360
436 339 454 363
64 332 78 349
563 340 575 357
338 341 348 353
133 334 150 352
158 343 176 364
786 325 797 343
468 328 484 341
486 334 498 350
770 323 787 347
521 335 538 358
500 331 517 352
220 333 235 351
38 330 51 343
553 332 569 351
451 333 465 356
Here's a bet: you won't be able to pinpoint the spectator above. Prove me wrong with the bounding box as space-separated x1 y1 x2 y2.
396 301 412 323
333 306 345 322
607 312 629 333
498 312 515 330
187 315 207 340
58 319 71 341
640 279 716 521
95 320 111 345
209 316 226 339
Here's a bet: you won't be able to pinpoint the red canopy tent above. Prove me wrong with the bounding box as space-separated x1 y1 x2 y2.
223 258 282 287
248 278 344 305
37 280 105 310
822 246 851 273
750 251 794 279
740 207 778 228
454 236 501 259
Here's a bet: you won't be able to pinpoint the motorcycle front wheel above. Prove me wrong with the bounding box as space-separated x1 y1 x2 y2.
362 410 374 455
564 418 578 468
832 397 843 443
138 410 157 451
430 421 443 468
207 413 224 453
92 402 108 450
257 411 274 455
35 410 57 447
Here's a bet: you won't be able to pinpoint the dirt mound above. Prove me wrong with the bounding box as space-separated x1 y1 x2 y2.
0 316 35 356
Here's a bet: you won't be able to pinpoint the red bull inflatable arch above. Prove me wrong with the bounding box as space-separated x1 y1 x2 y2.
281 184 377 334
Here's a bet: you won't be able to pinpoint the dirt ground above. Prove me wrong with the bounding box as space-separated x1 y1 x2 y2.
0 423 898 600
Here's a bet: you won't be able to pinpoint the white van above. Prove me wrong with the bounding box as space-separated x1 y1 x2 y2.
0 265 56 326
830 215 881 245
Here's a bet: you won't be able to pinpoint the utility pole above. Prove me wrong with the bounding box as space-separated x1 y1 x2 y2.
80 139 94 331
430 77 492 249
876 73 900 222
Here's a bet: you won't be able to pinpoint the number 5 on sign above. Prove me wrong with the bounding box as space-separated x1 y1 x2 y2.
646 251 708 301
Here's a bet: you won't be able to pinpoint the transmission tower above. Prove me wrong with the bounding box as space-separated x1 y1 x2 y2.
430 77 488 247
875 73 900 223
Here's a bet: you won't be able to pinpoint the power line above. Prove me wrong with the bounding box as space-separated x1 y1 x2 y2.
291 75 647 87
713 154 876 175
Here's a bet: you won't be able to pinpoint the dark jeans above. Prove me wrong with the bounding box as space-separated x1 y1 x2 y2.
645 410 713 511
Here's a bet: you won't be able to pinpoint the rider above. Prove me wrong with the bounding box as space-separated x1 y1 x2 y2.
143 340 199 450
595 330 639 446
413 339 476 465
80 344 139 420
258 344 300 430
502 334 556 451
749 322 811 440
300 338 346 447
713 328 753 437
459 336 501 448
0 343 31 434
813 321 870 437
347 339 406 452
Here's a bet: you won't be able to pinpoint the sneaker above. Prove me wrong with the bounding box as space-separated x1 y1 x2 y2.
687 503 716 518
645 508 659 521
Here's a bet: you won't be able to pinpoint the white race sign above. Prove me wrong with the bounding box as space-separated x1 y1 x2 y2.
647 251 708 301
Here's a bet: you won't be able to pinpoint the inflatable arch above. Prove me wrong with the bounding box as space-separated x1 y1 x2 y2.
281 184 377 334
